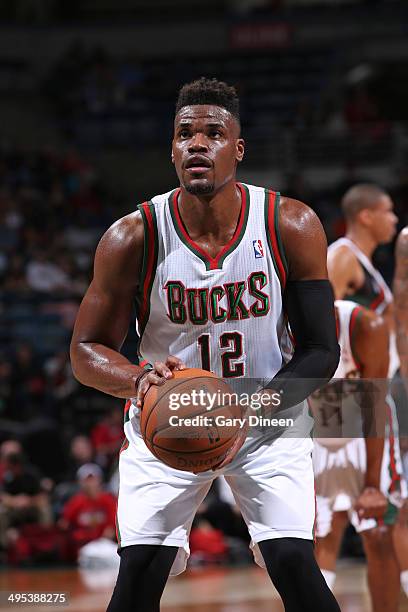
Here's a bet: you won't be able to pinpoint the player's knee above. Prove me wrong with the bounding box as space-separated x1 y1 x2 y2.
363 526 393 556
118 544 155 578
260 537 314 574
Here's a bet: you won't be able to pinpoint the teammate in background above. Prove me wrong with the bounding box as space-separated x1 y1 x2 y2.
393 227 408 543
71 78 341 612
328 186 408 600
328 183 397 319
311 301 400 612
394 227 408 386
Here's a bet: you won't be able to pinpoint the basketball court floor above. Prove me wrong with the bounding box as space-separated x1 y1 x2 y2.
1 561 407 611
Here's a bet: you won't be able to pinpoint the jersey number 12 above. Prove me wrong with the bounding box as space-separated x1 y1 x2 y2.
197 332 244 378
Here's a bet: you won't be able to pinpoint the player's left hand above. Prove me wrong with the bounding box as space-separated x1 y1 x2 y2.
354 486 388 520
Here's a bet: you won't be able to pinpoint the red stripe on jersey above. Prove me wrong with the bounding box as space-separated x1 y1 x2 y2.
124 399 131 418
334 307 340 340
370 285 385 311
210 182 247 270
349 306 364 371
313 482 317 544
172 184 248 270
267 191 287 288
138 202 156 328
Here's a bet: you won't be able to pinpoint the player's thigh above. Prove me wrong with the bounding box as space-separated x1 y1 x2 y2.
117 436 214 548
361 524 395 563
225 436 315 540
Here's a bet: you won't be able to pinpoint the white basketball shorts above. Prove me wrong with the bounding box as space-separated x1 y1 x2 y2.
313 397 407 537
116 426 315 575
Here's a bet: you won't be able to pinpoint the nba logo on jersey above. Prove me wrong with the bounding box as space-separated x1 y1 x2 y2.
253 239 264 258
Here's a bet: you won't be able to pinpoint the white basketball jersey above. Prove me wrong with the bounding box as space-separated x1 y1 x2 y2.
328 237 392 314
329 237 398 377
310 300 364 444
333 299 362 379
125 183 292 433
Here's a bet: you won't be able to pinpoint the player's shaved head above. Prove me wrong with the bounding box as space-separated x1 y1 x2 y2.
341 184 388 221
175 77 240 127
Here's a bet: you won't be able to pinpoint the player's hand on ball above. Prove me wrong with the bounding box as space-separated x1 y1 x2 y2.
136 355 186 408
355 487 388 520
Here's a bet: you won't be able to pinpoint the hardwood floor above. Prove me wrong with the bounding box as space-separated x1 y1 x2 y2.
0 561 407 611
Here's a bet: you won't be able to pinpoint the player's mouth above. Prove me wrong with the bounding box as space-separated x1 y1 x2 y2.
185 155 212 175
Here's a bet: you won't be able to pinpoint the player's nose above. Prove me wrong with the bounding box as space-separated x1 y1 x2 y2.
188 133 208 152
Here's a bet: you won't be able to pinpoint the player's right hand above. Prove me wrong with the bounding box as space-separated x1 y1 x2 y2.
354 487 388 520
135 355 186 408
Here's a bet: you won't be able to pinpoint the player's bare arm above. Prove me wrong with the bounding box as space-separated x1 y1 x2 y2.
353 311 389 518
70 212 184 399
327 245 364 299
279 197 328 280
394 227 408 381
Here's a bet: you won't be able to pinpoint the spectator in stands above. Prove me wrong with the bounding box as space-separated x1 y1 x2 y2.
0 356 13 418
59 463 116 562
90 407 124 471
344 84 389 140
0 440 22 483
44 350 78 404
0 440 52 559
2 254 30 294
68 435 95 479
10 344 46 420
53 434 95 512
25 250 71 294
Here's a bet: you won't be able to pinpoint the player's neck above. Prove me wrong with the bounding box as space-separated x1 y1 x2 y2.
178 181 242 240
346 227 378 260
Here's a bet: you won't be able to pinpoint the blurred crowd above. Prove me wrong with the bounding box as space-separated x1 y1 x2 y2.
0 144 113 295
0 144 116 566
0 431 251 568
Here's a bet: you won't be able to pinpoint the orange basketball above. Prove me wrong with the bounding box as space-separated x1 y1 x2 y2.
140 368 245 473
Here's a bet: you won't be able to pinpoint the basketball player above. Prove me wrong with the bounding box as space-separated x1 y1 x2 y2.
394 227 408 386
327 184 398 369
311 300 401 612
393 226 408 560
70 78 341 612
328 185 408 600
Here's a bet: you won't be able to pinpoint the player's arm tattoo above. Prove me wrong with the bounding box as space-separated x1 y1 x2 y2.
393 229 408 379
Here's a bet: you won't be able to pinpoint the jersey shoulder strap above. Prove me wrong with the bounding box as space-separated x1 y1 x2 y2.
263 188 288 288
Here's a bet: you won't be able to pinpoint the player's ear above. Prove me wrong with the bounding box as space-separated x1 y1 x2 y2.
236 138 245 163
358 209 372 228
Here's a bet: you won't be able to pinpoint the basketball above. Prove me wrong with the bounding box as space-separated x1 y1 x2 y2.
140 368 245 473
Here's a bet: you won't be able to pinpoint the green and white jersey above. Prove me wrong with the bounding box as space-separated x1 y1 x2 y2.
310 300 364 445
125 183 291 428
136 182 288 374
328 237 398 377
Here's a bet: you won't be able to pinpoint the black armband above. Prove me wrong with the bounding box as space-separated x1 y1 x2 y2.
266 279 340 409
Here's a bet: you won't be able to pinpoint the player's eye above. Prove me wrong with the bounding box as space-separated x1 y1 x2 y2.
179 129 190 139
209 130 222 138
